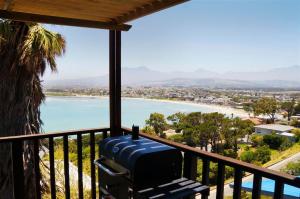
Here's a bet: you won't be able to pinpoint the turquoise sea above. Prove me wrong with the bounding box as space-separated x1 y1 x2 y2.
41 97 240 132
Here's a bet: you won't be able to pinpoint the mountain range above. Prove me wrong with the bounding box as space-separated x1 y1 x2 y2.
44 65 300 89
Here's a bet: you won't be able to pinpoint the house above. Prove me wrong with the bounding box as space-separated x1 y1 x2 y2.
254 124 295 139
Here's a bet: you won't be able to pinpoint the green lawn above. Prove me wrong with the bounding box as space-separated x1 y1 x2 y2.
263 143 300 167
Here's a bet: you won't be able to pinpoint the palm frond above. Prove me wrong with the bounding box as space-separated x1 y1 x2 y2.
20 24 66 75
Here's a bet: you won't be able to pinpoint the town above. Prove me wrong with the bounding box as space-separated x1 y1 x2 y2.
46 86 300 107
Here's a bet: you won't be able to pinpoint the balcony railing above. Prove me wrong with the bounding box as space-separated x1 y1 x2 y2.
0 127 299 199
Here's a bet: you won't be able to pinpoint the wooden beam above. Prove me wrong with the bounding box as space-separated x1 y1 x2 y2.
109 30 116 135
0 10 131 31
109 30 122 136
115 0 190 23
115 30 122 135
3 0 13 10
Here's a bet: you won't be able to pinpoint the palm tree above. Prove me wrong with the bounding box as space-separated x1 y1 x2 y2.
0 20 65 199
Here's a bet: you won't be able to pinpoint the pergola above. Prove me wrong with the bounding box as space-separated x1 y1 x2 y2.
0 0 189 136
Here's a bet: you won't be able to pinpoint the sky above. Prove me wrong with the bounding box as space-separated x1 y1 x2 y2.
43 0 300 80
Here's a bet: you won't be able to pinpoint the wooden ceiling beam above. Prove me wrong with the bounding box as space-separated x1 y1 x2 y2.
115 0 190 23
0 10 132 31
3 0 13 10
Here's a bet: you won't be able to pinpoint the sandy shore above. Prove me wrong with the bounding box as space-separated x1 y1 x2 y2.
124 97 249 118
46 94 249 118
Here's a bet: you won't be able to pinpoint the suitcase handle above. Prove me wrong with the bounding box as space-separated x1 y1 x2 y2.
94 157 128 177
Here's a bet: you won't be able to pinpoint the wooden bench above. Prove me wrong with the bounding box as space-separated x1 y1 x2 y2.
134 178 210 199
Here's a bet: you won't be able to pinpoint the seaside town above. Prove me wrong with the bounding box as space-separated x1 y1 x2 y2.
46 86 300 107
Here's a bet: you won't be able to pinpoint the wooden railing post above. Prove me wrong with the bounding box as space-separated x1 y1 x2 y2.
49 137 56 199
252 174 262 199
201 159 210 199
12 141 24 199
77 133 83 199
216 162 225 199
183 152 197 199
63 135 70 199
90 132 96 199
274 181 284 199
233 168 243 199
33 140 41 199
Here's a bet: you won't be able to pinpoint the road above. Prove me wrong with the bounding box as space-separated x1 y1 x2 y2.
199 151 300 199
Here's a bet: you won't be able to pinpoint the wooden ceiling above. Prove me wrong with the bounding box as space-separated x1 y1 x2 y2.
0 0 189 31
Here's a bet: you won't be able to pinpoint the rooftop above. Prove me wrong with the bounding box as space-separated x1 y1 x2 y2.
254 124 295 132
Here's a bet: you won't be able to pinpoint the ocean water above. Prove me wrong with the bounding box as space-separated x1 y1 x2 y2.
41 97 237 132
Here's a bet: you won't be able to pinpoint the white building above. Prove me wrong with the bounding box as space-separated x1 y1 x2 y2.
254 124 295 140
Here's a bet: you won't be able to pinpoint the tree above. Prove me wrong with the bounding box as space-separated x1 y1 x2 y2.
243 103 254 117
281 99 295 121
145 113 167 137
253 97 278 123
142 126 156 136
263 133 292 150
251 134 264 147
202 112 226 152
167 112 186 133
255 146 271 164
240 150 256 163
294 102 300 115
228 118 254 152
0 21 65 198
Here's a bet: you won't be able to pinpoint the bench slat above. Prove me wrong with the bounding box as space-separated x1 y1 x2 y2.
136 178 210 199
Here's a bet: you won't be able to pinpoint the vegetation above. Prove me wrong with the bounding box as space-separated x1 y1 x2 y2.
294 103 300 115
281 99 295 121
144 110 300 187
240 150 256 163
243 103 254 117
253 97 278 123
251 134 264 147
255 146 271 164
292 128 300 142
240 145 271 164
0 20 65 198
263 133 292 151
145 112 167 137
225 193 272 199
281 160 300 176
290 118 300 127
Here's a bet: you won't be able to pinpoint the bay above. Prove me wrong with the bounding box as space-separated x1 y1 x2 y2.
41 96 246 132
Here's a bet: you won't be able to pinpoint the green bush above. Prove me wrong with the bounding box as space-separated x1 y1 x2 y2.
240 151 256 163
168 134 184 143
292 128 300 142
251 134 264 147
255 146 271 164
281 160 300 175
263 133 285 150
222 149 238 158
279 137 293 151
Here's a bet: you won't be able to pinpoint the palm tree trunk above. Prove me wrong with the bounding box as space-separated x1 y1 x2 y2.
0 144 13 198
0 66 41 199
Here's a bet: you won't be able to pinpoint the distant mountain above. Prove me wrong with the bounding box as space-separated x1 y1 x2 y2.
148 78 300 89
44 65 300 89
223 65 300 82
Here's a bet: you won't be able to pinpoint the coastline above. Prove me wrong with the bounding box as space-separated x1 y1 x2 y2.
45 94 249 118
